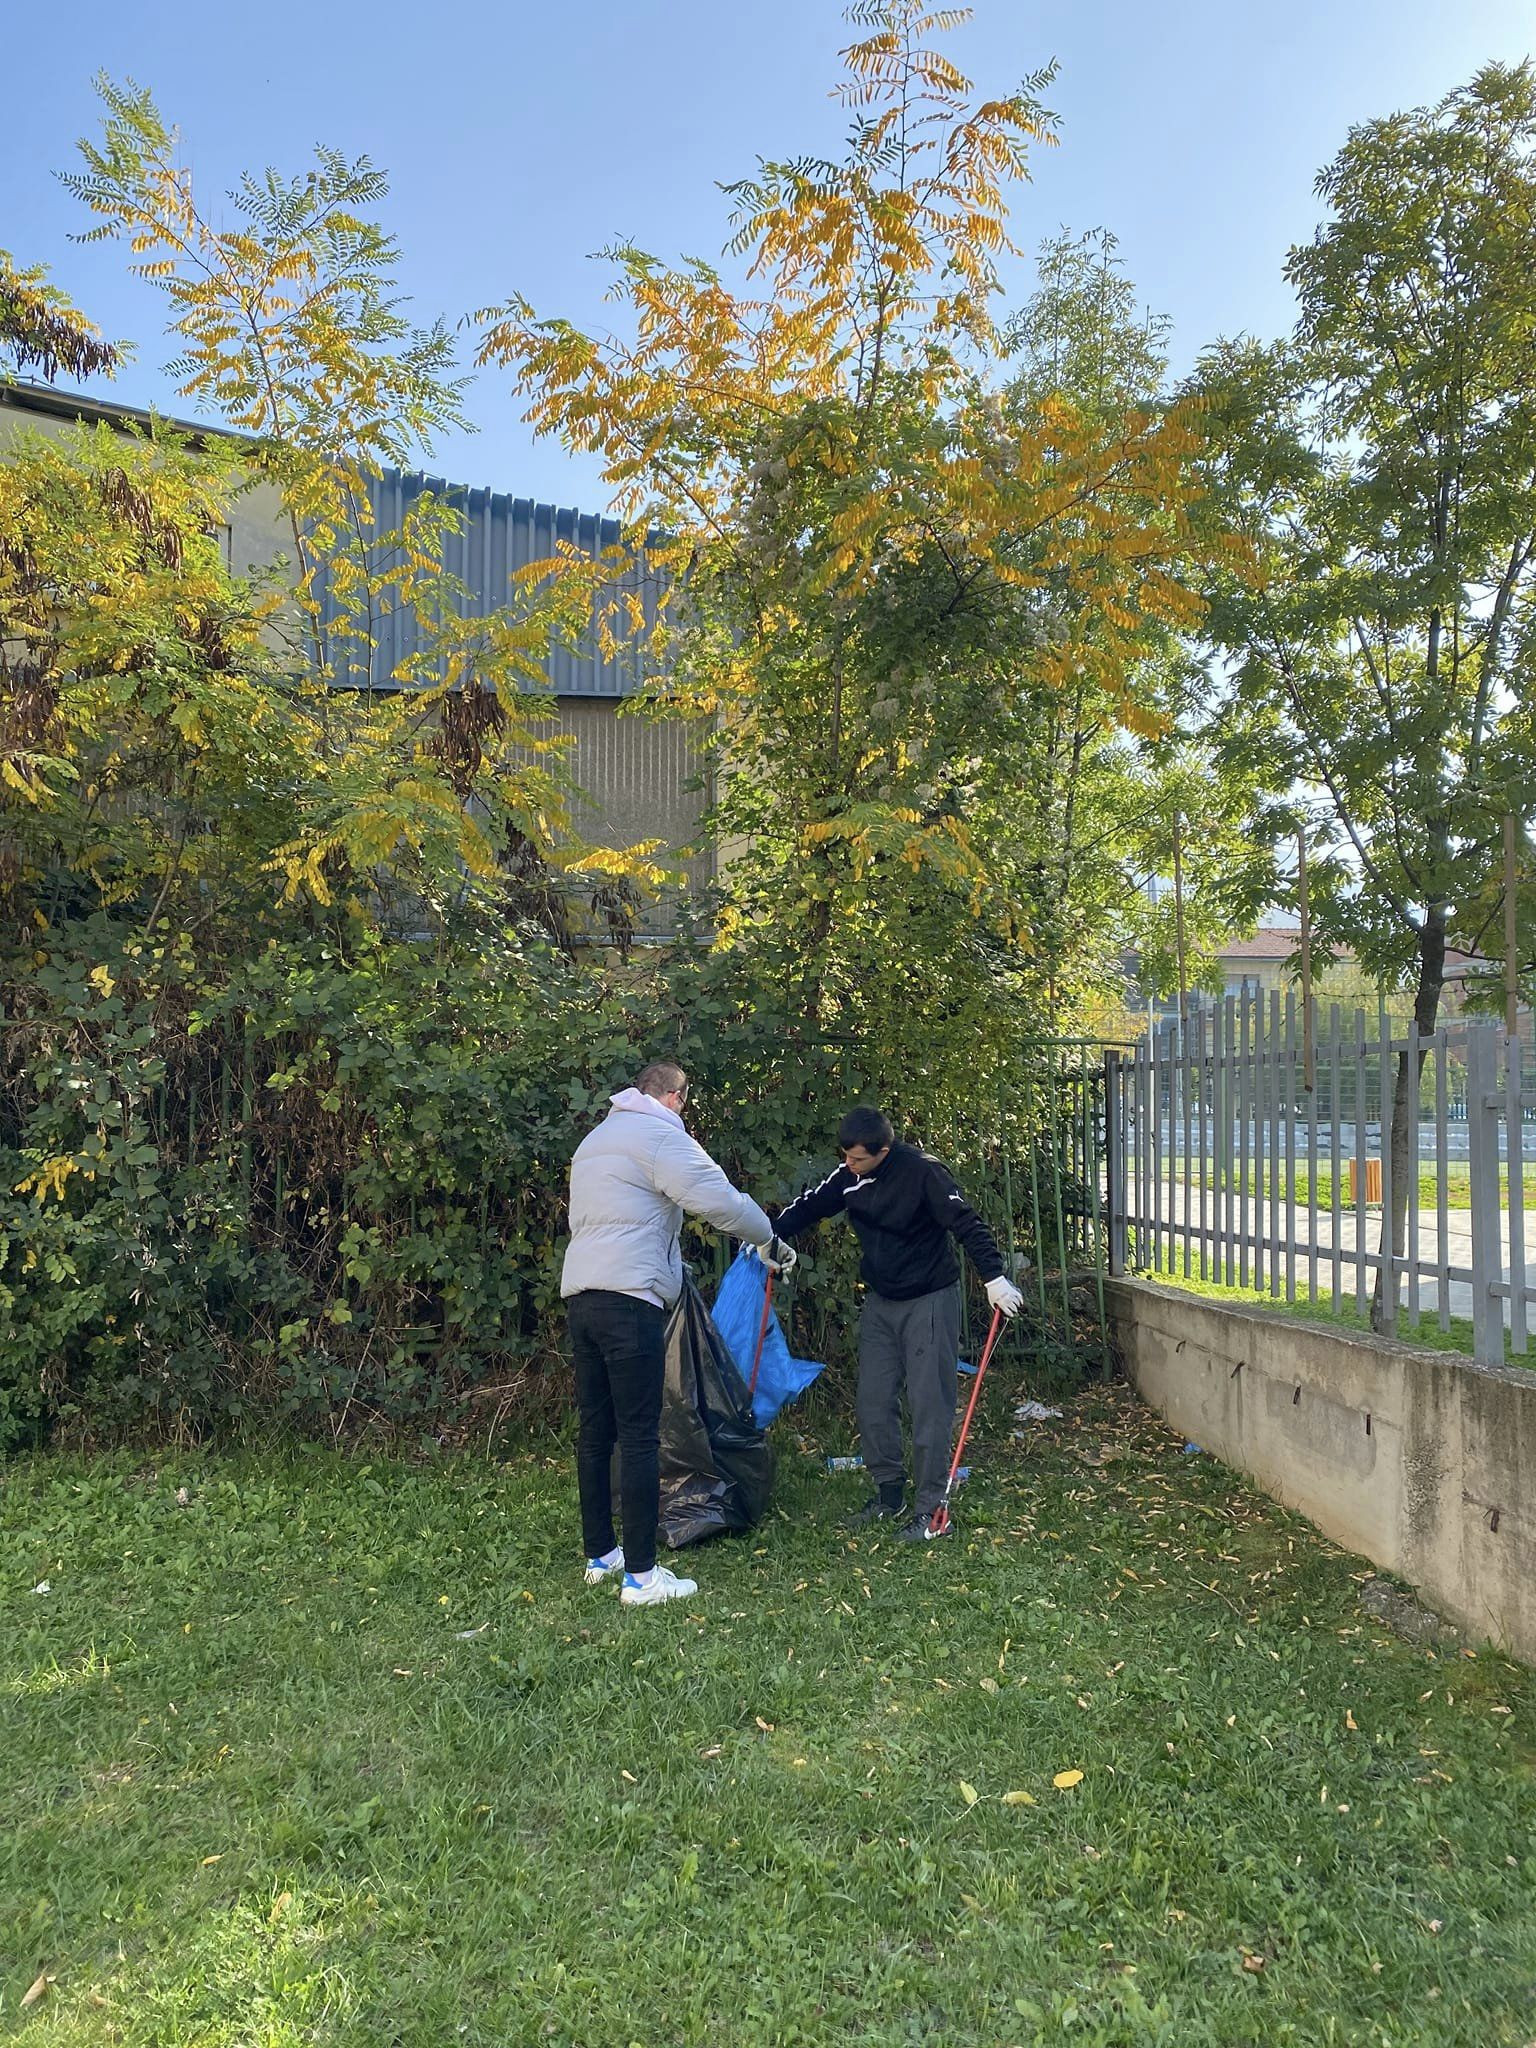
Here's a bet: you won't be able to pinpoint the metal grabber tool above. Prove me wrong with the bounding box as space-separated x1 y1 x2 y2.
927 1305 1005 1539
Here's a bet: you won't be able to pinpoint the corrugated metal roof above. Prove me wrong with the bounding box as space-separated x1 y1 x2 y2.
324 468 661 698
2 391 656 699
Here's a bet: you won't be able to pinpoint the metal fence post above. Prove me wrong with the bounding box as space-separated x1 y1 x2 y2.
1467 1024 1504 1367
1104 1050 1127 1277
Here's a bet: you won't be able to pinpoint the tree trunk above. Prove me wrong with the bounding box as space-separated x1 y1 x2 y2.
1370 911 1446 1331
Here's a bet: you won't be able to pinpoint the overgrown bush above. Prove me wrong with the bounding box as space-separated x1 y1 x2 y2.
0 911 1100 1453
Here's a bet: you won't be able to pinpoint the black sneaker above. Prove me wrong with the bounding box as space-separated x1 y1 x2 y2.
900 1510 951 1542
847 1489 905 1529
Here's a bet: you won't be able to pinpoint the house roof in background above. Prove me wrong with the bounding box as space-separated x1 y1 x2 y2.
1216 928 1320 963
1215 927 1491 981
1 375 232 446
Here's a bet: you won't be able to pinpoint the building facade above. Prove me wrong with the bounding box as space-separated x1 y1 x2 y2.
0 379 709 936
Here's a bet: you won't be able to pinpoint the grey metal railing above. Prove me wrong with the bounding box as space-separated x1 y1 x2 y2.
1104 992 1535 1367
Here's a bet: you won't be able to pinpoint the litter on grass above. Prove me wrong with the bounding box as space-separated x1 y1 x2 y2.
825 1457 969 1486
1014 1401 1063 1423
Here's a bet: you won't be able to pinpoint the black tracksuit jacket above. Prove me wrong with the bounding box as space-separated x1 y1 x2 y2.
772 1141 1005 1303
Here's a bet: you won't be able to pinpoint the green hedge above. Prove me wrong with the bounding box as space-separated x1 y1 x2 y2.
0 917 1097 1452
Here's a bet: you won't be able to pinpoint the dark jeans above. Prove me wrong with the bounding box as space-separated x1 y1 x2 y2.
567 1289 667 1576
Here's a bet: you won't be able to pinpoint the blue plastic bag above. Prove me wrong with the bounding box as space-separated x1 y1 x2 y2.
712 1247 825 1430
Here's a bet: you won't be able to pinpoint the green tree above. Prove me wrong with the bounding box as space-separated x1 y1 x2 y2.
980 231 1275 1023
479 5 1210 1079
1195 62 1536 1324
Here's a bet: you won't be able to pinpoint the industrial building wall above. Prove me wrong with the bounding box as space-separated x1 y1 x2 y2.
556 698 714 929
355 469 663 700
0 385 291 583
0 386 711 929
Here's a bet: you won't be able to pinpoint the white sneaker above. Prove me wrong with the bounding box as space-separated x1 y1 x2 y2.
583 1547 625 1586
619 1565 698 1607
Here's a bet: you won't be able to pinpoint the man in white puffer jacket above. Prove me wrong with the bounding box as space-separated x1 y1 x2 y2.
561 1060 794 1607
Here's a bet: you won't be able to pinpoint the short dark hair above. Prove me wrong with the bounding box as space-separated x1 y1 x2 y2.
635 1061 688 1101
838 1105 893 1153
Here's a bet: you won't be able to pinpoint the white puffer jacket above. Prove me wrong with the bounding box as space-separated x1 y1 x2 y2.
560 1089 774 1307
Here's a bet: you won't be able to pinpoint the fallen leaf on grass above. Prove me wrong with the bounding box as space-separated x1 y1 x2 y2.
959 1781 978 1806
1242 1953 1266 1974
199 1854 223 1867
755 1716 774 1733
620 1770 637 1784
270 1893 292 1924
20 1975 51 2007
1053 1769 1084 1790
701 1745 723 1759
1345 1710 1359 1731
1002 1790 1036 1806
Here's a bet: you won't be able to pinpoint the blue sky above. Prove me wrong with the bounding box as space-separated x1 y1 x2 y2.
6 0 1531 509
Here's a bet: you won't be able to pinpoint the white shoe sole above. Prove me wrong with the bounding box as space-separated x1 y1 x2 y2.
619 1581 698 1606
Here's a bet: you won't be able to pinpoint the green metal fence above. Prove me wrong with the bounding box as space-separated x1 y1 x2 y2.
721 1037 1114 1388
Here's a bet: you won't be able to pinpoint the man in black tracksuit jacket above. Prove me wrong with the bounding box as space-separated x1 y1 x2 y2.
767 1105 1023 1539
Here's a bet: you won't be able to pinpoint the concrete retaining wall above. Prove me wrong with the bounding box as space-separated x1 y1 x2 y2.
1106 1277 1536 1664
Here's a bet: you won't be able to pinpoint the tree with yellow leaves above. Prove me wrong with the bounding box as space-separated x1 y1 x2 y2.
0 86 662 948
479 2 1213 1063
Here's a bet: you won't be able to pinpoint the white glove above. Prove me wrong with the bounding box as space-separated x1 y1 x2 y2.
752 1236 798 1275
985 1275 1024 1318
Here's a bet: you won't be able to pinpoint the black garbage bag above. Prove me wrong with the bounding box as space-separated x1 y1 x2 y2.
658 1275 775 1548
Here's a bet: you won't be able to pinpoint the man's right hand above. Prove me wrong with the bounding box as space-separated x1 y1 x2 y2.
985 1274 1024 1318
753 1236 798 1275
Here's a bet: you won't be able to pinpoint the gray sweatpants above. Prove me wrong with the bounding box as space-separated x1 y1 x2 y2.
857 1284 962 1516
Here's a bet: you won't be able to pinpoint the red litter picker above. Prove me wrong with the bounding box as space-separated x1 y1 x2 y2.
926 1306 1005 1540
747 1267 777 1400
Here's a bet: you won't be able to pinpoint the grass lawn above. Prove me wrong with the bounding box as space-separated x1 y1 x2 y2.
4 1389 1534 2047
1139 1263 1534 1369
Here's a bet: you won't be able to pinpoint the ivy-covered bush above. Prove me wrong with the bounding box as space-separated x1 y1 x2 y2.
0 908 1097 1453
0 917 861 1450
